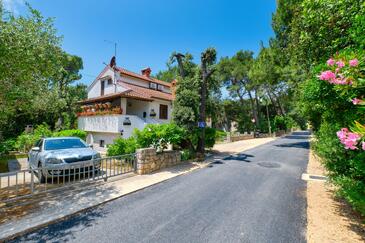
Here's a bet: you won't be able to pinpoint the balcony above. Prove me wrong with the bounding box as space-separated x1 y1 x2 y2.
78 114 161 138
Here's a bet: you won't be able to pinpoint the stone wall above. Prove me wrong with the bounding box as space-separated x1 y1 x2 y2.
230 134 255 142
136 148 182 175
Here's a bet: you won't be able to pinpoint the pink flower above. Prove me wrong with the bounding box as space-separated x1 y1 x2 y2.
336 60 345 68
327 58 335 66
352 98 362 105
331 78 348 85
349 59 359 67
362 141 365 151
344 132 361 150
341 128 349 133
319 71 336 81
335 68 340 73
337 129 361 150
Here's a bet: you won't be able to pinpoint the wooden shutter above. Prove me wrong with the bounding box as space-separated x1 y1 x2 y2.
159 104 168 119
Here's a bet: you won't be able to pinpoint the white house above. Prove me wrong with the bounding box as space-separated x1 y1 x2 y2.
78 62 176 151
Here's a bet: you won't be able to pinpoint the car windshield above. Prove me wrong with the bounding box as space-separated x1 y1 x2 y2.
44 138 87 151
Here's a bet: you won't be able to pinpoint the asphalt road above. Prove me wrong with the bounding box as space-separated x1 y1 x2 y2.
12 132 310 243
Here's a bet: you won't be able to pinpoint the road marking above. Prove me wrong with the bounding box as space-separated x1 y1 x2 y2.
301 173 327 182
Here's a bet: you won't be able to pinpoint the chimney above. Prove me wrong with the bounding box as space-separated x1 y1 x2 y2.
141 67 152 78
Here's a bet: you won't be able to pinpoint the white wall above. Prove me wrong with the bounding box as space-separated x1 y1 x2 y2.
88 69 126 98
78 115 120 133
148 99 173 123
120 74 171 93
126 99 150 117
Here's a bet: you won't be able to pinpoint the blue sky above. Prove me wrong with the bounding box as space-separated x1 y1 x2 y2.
11 0 276 85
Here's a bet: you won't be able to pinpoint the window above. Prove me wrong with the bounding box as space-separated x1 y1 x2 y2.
157 84 163 91
149 82 157 90
101 80 105 96
159 104 168 120
99 140 105 148
107 78 113 85
44 138 87 151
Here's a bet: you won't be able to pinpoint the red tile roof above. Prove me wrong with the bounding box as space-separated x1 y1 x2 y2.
78 90 153 104
119 82 174 101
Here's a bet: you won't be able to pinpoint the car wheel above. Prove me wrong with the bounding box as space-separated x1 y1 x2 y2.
37 162 46 183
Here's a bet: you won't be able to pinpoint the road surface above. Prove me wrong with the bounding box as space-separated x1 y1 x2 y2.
12 132 310 243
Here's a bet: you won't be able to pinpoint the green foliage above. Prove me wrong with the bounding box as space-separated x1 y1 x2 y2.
107 137 138 156
273 115 298 131
134 123 187 151
215 130 227 142
288 0 364 67
302 50 365 215
13 124 86 152
15 123 52 152
189 127 218 149
0 3 84 138
0 138 16 155
313 122 365 215
53 129 87 141
203 127 217 149
181 149 195 161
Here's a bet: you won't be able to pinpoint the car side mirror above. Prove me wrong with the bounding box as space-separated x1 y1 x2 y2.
88 144 93 149
31 147 40 152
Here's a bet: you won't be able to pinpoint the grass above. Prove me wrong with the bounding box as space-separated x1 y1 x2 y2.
0 154 28 173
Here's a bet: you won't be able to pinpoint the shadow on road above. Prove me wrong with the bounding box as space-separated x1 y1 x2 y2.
223 153 254 162
275 142 309 149
10 207 108 242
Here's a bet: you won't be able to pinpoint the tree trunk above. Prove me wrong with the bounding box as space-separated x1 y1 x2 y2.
266 90 280 115
197 70 207 156
254 88 260 128
174 53 186 78
247 90 258 131
272 91 286 115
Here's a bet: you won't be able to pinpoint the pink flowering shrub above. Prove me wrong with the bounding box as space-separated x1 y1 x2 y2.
336 128 361 150
318 55 364 87
319 55 365 151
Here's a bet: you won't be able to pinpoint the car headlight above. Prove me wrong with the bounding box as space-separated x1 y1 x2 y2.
93 153 101 159
46 158 63 164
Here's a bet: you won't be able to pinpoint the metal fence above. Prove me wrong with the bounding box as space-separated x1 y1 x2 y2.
0 154 136 203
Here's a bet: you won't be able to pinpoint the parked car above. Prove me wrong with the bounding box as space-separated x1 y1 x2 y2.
28 137 101 183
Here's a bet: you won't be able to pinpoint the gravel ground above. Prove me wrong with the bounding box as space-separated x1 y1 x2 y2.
306 150 365 243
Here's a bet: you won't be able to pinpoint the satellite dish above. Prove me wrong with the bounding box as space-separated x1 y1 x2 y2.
109 56 116 68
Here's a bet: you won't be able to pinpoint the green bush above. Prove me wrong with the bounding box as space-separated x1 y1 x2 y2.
53 129 87 141
273 115 298 131
181 149 195 161
215 130 227 142
134 123 187 150
190 127 218 149
301 50 365 216
0 138 16 155
15 123 52 152
107 137 138 156
273 115 286 131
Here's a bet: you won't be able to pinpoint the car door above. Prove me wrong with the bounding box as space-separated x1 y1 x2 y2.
29 139 42 169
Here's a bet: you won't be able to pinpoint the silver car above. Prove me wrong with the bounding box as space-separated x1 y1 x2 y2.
28 137 101 183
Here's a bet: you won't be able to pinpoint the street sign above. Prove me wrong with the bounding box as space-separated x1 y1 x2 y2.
198 121 206 128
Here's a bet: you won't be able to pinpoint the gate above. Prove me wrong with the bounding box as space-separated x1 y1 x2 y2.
0 154 136 203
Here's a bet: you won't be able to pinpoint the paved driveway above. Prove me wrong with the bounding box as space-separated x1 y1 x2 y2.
12 132 310 243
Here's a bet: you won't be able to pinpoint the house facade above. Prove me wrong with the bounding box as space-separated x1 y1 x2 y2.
78 63 176 151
